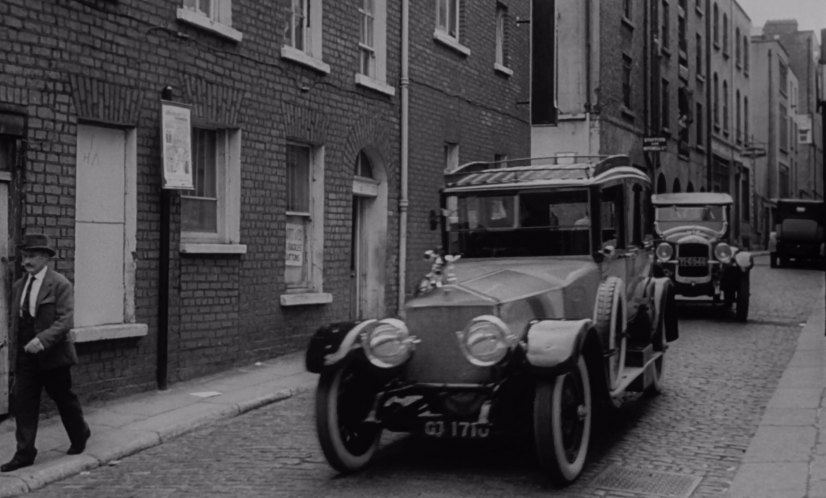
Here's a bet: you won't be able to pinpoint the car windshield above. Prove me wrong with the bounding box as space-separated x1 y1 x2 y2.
444 189 592 257
655 205 726 233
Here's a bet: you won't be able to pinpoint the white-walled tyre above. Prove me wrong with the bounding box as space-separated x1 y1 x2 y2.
594 277 627 393
533 357 592 485
315 360 382 473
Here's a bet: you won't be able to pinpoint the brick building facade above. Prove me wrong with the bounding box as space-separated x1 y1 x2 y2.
0 0 530 409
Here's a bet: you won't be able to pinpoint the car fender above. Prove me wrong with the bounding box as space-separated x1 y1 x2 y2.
650 277 678 342
734 250 754 271
525 318 591 376
305 319 375 373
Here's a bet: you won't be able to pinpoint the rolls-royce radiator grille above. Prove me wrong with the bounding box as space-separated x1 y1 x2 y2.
403 305 493 384
677 242 710 277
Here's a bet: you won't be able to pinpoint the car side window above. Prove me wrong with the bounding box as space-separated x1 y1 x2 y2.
599 184 626 249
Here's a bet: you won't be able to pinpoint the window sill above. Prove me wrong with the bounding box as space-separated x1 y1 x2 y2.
433 30 471 57
280 292 333 306
494 63 513 77
660 46 672 58
72 323 148 343
180 242 248 254
621 16 636 30
280 46 331 74
620 106 636 121
713 42 720 51
695 145 705 152
354 74 396 96
696 74 706 84
176 8 243 43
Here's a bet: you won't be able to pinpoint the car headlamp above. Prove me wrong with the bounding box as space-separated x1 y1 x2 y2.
714 242 732 263
362 318 418 368
655 242 674 262
456 315 515 367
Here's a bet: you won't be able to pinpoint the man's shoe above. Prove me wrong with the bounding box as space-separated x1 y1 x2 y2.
67 425 91 455
0 459 33 472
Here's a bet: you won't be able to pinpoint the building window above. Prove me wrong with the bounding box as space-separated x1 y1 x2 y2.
695 33 703 76
660 0 670 50
678 88 690 156
678 11 687 54
623 0 632 19
355 0 392 94
779 104 788 151
722 80 729 134
181 127 242 246
623 54 633 108
743 36 749 73
743 96 749 143
779 165 790 197
735 27 741 66
282 0 327 72
358 0 376 78
779 61 789 96
741 170 750 222
285 142 324 293
661 78 670 130
695 102 704 147
735 90 741 143
445 142 460 172
495 3 508 67
436 0 461 40
713 73 719 129
712 3 719 46
178 0 241 41
722 13 729 55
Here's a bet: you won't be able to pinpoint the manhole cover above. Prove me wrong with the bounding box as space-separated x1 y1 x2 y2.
591 465 702 498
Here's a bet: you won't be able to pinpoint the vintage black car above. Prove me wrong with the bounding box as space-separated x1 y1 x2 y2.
306 155 678 485
769 198 825 268
651 192 753 321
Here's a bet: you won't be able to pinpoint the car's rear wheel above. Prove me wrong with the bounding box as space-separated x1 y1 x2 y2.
736 273 750 322
534 357 592 485
316 359 382 473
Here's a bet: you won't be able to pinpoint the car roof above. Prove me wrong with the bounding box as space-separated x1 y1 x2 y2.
651 192 733 206
772 198 825 206
443 154 650 192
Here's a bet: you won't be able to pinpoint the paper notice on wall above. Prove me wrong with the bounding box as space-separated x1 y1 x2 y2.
285 222 304 267
160 101 194 189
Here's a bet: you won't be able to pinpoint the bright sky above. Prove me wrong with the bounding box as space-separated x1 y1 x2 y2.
736 0 826 36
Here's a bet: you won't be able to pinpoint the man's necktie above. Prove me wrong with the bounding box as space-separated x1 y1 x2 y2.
21 276 33 318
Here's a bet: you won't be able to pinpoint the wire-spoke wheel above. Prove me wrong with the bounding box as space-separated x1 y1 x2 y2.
534 357 592 485
315 360 382 473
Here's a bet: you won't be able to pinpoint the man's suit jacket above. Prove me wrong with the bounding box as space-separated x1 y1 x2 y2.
10 268 78 369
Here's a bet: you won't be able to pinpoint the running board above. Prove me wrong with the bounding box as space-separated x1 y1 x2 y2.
609 348 664 397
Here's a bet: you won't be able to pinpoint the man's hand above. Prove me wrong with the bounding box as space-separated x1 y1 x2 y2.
24 338 44 354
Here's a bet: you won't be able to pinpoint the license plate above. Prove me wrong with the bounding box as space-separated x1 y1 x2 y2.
422 420 490 439
679 257 707 266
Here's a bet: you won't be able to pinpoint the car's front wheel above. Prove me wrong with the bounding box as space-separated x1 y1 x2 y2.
736 273 750 322
316 359 383 473
534 357 592 485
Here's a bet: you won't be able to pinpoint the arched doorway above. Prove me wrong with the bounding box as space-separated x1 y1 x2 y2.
687 182 695 192
657 173 667 194
351 149 388 320
672 179 682 193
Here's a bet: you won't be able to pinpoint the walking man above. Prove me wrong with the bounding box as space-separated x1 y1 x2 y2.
1 233 90 472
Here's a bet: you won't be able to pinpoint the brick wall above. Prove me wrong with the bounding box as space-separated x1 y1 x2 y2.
0 0 532 403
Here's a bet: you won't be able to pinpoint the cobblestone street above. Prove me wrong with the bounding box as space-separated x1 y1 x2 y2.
24 255 824 498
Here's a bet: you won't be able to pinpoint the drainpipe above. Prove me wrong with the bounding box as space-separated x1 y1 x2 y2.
705 0 712 190
398 0 409 316
584 0 592 154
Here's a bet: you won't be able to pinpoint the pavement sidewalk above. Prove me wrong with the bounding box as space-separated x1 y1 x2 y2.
728 282 826 498
0 351 317 497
